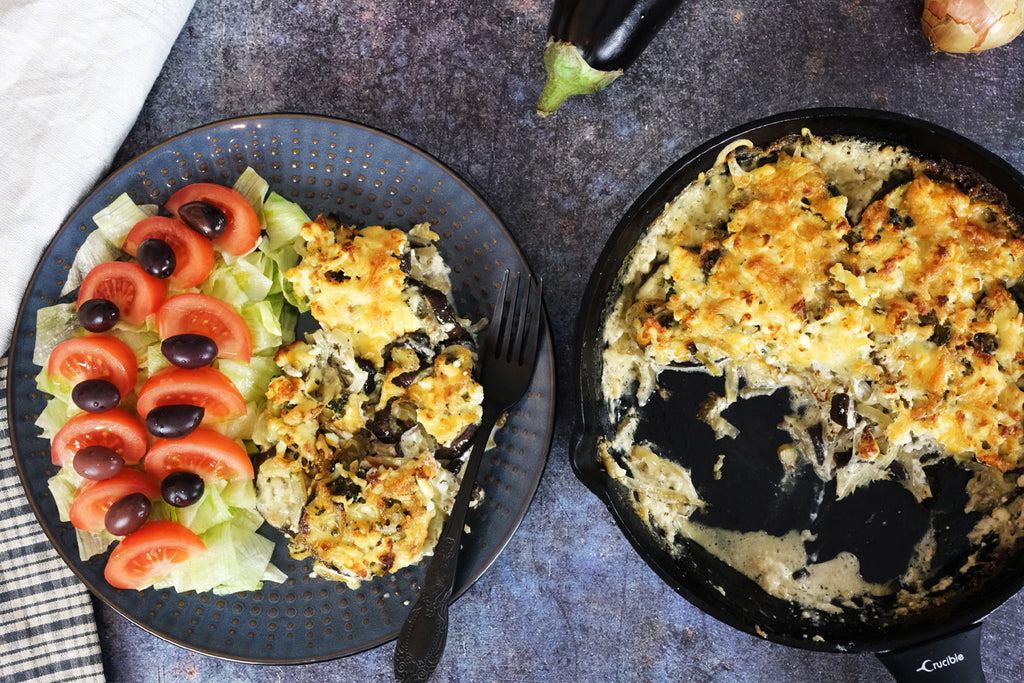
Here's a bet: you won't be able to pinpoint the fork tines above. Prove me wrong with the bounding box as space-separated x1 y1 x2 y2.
491 271 543 366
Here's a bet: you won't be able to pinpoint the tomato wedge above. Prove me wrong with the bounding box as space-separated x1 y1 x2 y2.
68 468 160 533
77 261 167 326
156 293 252 361
135 367 246 421
145 428 254 481
104 521 207 590
51 409 148 466
47 334 138 399
165 183 260 256
123 216 215 290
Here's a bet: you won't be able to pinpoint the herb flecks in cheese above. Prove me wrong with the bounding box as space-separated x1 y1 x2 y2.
604 136 1024 497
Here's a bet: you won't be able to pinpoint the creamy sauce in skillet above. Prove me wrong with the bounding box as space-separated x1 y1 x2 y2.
678 524 891 613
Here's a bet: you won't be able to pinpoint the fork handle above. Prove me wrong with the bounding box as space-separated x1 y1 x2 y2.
393 406 500 683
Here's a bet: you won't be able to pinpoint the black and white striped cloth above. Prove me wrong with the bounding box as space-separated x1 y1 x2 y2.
0 4 195 678
0 357 105 682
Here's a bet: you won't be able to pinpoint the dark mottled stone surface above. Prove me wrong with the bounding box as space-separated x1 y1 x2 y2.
96 0 1024 680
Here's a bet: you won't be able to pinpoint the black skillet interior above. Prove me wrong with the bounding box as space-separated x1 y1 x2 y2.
571 108 1024 654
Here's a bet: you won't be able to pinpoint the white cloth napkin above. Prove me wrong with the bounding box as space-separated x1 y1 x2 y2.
0 0 196 352
0 2 194 680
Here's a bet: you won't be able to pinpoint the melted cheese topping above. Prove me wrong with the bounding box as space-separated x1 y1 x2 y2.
608 141 1024 487
254 219 483 588
287 218 424 367
300 454 453 584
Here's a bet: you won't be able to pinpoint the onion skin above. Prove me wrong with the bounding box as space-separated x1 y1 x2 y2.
922 0 1024 53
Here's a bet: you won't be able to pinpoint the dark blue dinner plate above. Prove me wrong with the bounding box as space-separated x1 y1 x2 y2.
7 114 554 663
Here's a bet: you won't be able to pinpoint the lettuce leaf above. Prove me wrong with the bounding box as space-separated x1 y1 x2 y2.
33 303 79 367
61 194 156 296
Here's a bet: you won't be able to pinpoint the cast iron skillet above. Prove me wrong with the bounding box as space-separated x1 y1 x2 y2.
570 108 1024 682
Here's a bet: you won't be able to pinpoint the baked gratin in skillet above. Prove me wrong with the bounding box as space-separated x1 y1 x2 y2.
571 109 1024 663
603 131 1024 501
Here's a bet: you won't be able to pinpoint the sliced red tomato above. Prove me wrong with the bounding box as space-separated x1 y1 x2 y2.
47 334 137 399
68 468 160 533
156 293 252 361
77 261 167 326
104 521 207 590
123 216 215 290
135 367 246 421
165 183 260 256
145 428 254 481
51 409 148 466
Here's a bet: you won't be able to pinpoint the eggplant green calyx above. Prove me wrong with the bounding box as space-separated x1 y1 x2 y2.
536 39 622 117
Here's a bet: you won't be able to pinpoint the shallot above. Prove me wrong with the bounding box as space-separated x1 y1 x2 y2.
922 0 1024 53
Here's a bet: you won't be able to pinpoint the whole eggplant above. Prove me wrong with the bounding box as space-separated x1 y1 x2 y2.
537 0 685 117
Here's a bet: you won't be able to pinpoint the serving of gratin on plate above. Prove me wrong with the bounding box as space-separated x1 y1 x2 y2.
8 114 554 663
254 214 486 588
595 125 1024 618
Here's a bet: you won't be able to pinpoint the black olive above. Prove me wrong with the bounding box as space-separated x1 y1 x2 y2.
146 404 205 439
833 450 853 469
391 367 422 388
699 248 722 275
437 423 479 461
161 471 205 507
177 201 226 239
73 445 124 480
71 379 121 413
808 423 826 465
930 322 951 346
136 237 176 279
77 298 119 332
371 398 401 443
887 461 908 481
415 280 462 330
104 492 151 536
973 333 998 354
161 333 218 368
357 358 378 395
830 393 853 429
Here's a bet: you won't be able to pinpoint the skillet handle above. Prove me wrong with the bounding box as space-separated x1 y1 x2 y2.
876 622 984 683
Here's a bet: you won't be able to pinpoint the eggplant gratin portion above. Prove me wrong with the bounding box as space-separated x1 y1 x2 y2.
252 217 483 588
602 131 1024 504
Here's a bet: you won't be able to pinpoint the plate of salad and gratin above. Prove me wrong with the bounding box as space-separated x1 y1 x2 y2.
7 113 554 663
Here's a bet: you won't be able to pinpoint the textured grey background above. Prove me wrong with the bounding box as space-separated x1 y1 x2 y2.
95 0 1024 680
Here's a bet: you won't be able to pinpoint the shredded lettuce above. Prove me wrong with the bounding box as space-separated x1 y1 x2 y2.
164 479 235 535
261 192 309 310
154 481 281 594
34 167 309 595
34 368 75 439
232 167 270 221
61 194 156 296
218 356 281 404
199 249 275 306
33 304 79 367
47 466 119 560
263 191 307 252
145 343 172 378
240 299 287 355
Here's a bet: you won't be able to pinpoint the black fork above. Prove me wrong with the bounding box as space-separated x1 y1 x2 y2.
393 271 544 683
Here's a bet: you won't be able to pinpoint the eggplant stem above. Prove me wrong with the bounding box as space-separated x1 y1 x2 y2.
536 39 622 117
